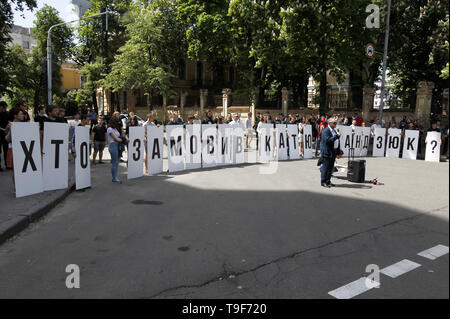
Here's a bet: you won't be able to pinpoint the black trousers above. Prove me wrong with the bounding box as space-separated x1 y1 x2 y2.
0 131 7 168
320 156 335 185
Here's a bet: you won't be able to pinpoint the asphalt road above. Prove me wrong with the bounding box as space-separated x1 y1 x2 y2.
0 154 448 299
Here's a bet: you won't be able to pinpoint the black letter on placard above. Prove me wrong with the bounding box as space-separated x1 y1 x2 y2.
51 140 63 169
305 135 311 149
190 135 197 154
236 136 243 153
133 139 141 161
376 136 383 149
207 136 214 154
152 138 160 159
80 142 88 169
344 135 351 148
388 136 399 149
407 137 415 150
21 140 37 173
279 133 285 148
355 135 362 148
265 136 271 152
221 137 228 155
291 134 298 149
363 136 369 149
170 136 182 156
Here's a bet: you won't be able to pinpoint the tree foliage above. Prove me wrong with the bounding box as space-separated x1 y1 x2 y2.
0 0 37 96
386 0 449 107
104 0 187 102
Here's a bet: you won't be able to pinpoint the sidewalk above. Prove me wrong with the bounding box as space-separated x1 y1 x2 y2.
0 161 76 245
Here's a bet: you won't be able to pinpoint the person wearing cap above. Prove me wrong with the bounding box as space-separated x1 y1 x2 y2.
320 117 341 188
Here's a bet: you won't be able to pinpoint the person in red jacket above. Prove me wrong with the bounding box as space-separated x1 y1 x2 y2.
315 116 328 157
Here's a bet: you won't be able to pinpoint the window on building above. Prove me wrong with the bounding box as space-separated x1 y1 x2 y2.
22 41 29 50
178 59 186 80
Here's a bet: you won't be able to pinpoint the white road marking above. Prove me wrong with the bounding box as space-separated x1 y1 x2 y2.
417 245 449 260
380 259 421 278
328 277 380 299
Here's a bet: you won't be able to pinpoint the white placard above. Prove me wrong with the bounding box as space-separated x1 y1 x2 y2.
303 125 313 159
127 126 145 180
425 131 441 162
338 126 353 157
402 130 419 160
233 126 245 164
11 122 44 197
202 124 217 168
372 128 386 157
258 123 274 163
276 124 288 161
386 128 402 158
217 124 232 166
75 126 91 190
353 127 363 157
361 127 371 157
43 122 69 191
185 124 201 170
287 124 300 160
147 125 164 174
166 125 185 172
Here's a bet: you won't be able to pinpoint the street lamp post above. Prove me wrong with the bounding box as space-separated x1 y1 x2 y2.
47 10 119 106
378 0 392 122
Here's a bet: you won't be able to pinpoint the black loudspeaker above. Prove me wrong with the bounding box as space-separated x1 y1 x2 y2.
347 160 366 183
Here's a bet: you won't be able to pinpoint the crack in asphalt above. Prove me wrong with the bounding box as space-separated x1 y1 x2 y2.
146 207 448 299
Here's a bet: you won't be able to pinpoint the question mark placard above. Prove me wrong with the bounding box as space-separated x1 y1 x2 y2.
425 132 441 162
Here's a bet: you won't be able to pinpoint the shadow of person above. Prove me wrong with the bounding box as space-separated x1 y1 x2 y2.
333 184 373 189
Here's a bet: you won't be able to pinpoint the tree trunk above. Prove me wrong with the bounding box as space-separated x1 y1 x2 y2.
319 68 328 113
292 78 299 109
92 91 98 113
146 90 152 113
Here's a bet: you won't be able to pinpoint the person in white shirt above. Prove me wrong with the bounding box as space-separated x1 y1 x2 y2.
370 119 382 136
245 112 253 148
69 113 81 128
229 113 244 128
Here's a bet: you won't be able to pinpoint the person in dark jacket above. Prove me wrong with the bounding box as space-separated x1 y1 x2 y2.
319 117 341 187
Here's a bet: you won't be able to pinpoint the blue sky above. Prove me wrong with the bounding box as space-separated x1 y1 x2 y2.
14 0 76 28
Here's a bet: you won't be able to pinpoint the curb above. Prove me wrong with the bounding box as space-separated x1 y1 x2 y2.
0 183 75 246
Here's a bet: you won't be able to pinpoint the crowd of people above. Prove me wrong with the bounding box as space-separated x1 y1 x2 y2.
0 100 449 187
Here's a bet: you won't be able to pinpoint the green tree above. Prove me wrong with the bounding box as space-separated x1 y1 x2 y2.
0 0 37 96
33 5 74 108
73 0 132 112
104 0 187 111
387 0 449 110
4 45 36 108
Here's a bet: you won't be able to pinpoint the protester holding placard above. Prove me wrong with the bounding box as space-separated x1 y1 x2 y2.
167 112 184 125
108 117 127 184
4 107 25 187
70 115 91 159
0 101 9 171
245 112 253 148
202 111 216 125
